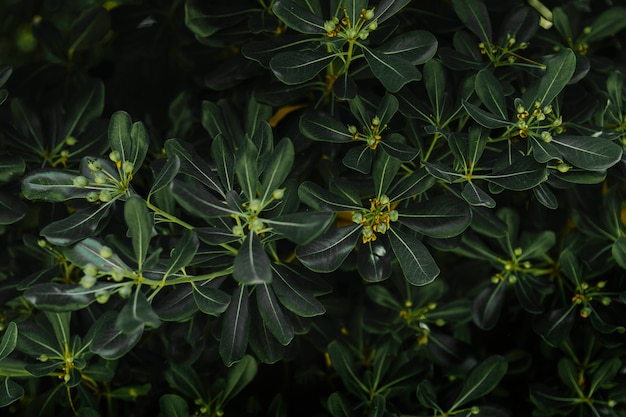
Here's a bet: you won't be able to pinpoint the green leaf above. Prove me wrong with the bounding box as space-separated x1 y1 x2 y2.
235 138 260 201
589 357 621 397
272 0 325 34
0 156 25 183
116 290 161 334
271 264 326 317
165 138 223 196
192 284 231 316
62 80 104 139
358 239 392 283
220 285 250 366
298 182 360 212
108 111 149 174
363 46 421 93
379 134 419 162
256 284 294 345
0 322 18 361
64 237 131 272
327 392 354 417
334 72 357 100
342 146 372 174
266 212 334 245
449 356 508 411
0 192 27 225
451 0 492 43
557 358 580 394
611 237 626 270
534 49 576 107
42 204 112 246
233 231 272 284
300 112 353 143
164 229 199 279
170 178 234 218
260 138 294 204
462 101 510 129
90 312 143 360
373 150 401 199
21 169 88 202
296 225 361 272
149 155 181 197
68 6 110 53
533 305 576 347
471 283 505 330
0 377 24 408
184 0 249 38
462 182 496 208
416 380 440 411
400 195 471 238
475 69 507 120
159 394 189 417
23 283 118 312
533 183 558 210
551 136 622 170
484 157 547 191
327 341 367 396
221 355 258 403
124 197 154 270
388 227 440 285
584 7 626 44
387 168 436 202
270 50 334 85
372 0 411 24
551 7 572 42
377 30 438 65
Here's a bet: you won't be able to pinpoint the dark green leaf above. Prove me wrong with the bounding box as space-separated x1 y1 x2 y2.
377 30 438 65
0 156 25 183
108 111 149 174
164 229 199 278
69 6 110 53
534 49 576 107
171 178 234 219
327 392 354 417
533 183 558 209
260 137 294 204
0 191 27 225
342 146 372 174
62 80 104 139
272 0 325 34
0 322 17 361
462 182 496 208
271 264 326 317
471 283 505 330
0 377 24 408
557 358 580 393
327 341 367 397
266 212 334 245
212 135 235 191
475 69 507 120
235 138 260 200
358 239 392 282
589 357 621 396
116 290 161 334
584 7 626 44
233 230 272 284
334 72 357 100
449 355 508 411
416 380 440 411
400 195 471 238
373 150 401 198
150 154 181 197
220 285 250 366
462 101 510 129
184 0 249 37
23 283 118 312
373 0 411 24
64 237 131 272
300 112 353 143
270 50 334 85
256 284 294 345
21 169 88 202
124 196 154 270
363 46 421 93
91 312 143 360
221 355 258 403
42 204 112 246
533 305 576 347
296 225 361 272
387 168 436 202
612 237 626 270
159 394 189 417
379 134 419 162
298 182 360 212
551 136 622 170
165 138 223 196
484 157 547 191
388 227 440 285
192 284 231 316
451 0 492 43
368 395 386 417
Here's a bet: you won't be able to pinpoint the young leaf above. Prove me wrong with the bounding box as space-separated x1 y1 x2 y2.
108 111 149 174
270 51 334 85
256 284 294 345
296 224 361 272
363 46 421 93
451 0 492 43
272 0 325 34
233 230 272 284
124 196 154 270
220 285 250 366
388 227 440 285
448 355 508 411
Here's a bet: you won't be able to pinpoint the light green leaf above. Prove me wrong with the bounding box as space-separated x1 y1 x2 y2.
363 46 421 93
449 355 508 411
233 230 272 284
388 227 440 285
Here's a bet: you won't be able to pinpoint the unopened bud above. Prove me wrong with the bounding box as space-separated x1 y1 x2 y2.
99 246 113 259
118 285 132 299
99 190 112 202
388 210 398 222
87 159 102 171
109 150 121 163
73 175 89 187
80 275 97 289
86 191 100 202
272 188 285 200
364 8 375 20
351 212 363 224
65 136 77 146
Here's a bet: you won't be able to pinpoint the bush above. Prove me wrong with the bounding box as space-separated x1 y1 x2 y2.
1 0 626 416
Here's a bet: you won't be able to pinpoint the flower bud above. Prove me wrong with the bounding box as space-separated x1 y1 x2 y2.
379 195 389 205
37 239 48 248
118 285 132 299
65 136 78 146
364 8 375 20
272 188 285 200
248 199 262 213
324 20 336 33
351 212 363 224
99 190 112 202
110 269 125 282
93 172 107 184
252 218 265 233
122 160 134 175
541 131 552 143
348 125 358 134
38 354 49 362
84 263 98 277
556 163 571 173
95 290 110 304
99 246 113 259
232 225 244 236
86 191 100 202
87 159 102 171
388 210 398 222
371 116 380 126
368 20 378 31
109 150 121 163
60 150 70 158
80 275 97 289
358 30 369 40
73 175 89 187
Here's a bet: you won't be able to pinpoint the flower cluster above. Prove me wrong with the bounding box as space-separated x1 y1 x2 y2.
351 195 398 244
347 115 387 150
72 151 134 203
324 7 377 41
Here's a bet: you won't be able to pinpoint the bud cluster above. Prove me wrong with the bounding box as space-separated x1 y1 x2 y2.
324 7 377 41
352 195 398 244
72 151 136 204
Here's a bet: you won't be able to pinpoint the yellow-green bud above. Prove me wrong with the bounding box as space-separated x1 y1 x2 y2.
552 116 562 127
252 218 265 233
95 290 110 304
93 172 108 184
248 199 262 213
65 136 78 146
118 285 132 299
543 105 553 114
38 354 49 362
388 210 398 222
583 26 592 35
519 42 528 49
88 159 102 171
344 27 357 39
109 150 121 163
37 239 48 248
608 400 617 408
514 247 523 257
110 269 125 282
73 175 89 187
348 125 358 134
358 31 369 40
99 246 113 259
541 131 552 142
371 116 380 126
376 222 387 233
508 275 518 284
379 195 390 205
596 281 606 289
508 37 516 46
364 8 375 20
86 192 100 202
581 306 592 317
368 20 378 31
232 225 244 236
351 212 363 224
556 163 571 173
122 160 134 175
99 190 112 202
272 188 285 200
84 263 98 277
80 275 97 289
471 406 480 415
601 297 611 306
324 20 336 32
